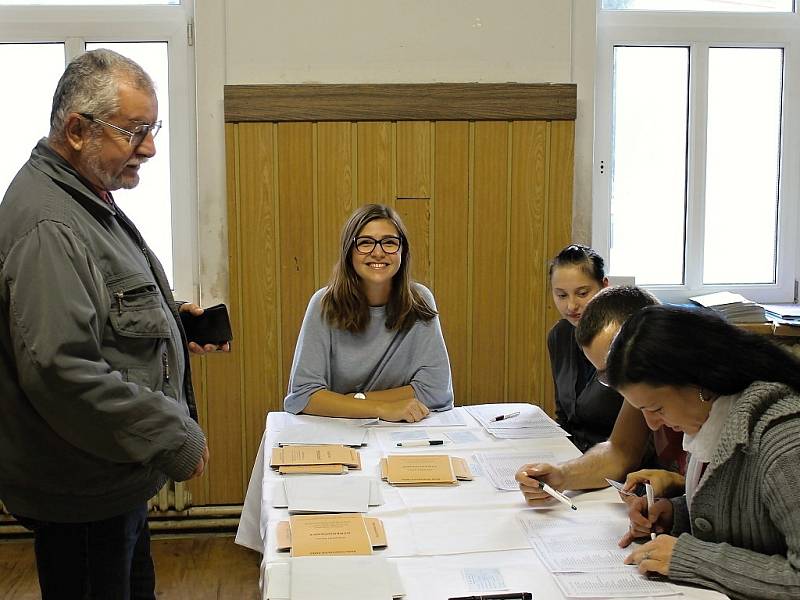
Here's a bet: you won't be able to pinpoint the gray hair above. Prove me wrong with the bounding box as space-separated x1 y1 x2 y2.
49 48 155 143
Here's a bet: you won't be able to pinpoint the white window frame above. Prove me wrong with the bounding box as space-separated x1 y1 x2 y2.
593 6 800 303
0 2 198 302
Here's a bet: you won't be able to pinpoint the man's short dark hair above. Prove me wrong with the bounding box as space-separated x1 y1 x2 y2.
575 285 659 348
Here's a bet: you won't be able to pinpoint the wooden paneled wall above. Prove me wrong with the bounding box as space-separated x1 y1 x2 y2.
188 84 576 505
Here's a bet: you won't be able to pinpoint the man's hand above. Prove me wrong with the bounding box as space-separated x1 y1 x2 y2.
516 463 566 506
623 468 685 498
376 397 430 423
189 444 210 479
179 303 231 354
618 496 674 547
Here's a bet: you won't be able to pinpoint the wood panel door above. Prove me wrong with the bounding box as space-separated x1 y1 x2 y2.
187 84 576 504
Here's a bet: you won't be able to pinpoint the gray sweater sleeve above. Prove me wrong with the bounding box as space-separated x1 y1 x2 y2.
668 422 800 600
284 289 330 414
406 285 453 411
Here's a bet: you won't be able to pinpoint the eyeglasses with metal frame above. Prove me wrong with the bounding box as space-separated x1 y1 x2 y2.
352 236 402 255
79 113 162 146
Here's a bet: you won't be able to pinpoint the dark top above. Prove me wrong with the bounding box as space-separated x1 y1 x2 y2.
547 319 623 453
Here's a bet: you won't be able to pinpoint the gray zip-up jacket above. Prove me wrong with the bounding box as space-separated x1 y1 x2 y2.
0 140 205 522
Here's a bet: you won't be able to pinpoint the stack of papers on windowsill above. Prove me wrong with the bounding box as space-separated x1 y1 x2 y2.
689 291 767 324
265 556 405 600
762 303 800 326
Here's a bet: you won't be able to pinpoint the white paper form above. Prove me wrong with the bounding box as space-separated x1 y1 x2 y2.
410 507 531 555
367 407 468 427
466 404 568 439
290 556 405 600
274 478 381 513
275 419 368 447
553 571 681 598
518 504 632 572
474 451 558 491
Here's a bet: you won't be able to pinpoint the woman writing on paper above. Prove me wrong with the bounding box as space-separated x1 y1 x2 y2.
543 244 622 452
606 306 800 599
284 204 453 423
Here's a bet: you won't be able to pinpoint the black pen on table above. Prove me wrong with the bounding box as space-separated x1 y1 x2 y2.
489 410 520 422
447 593 532 600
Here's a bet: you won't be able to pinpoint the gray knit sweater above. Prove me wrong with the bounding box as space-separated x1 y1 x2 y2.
284 284 454 414
668 381 800 599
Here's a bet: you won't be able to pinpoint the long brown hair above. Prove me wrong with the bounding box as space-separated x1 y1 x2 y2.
321 204 437 333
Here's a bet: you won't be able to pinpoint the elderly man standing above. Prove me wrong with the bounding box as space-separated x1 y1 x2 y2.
0 49 213 599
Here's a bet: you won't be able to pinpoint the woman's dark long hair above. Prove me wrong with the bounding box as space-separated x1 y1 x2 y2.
605 305 800 395
321 203 437 333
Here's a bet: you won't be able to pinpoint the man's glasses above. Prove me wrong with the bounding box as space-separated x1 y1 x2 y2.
80 113 162 147
353 236 402 255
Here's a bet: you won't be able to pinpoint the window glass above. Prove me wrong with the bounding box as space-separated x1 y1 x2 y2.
609 46 689 285
703 47 783 284
601 0 793 11
0 43 65 198
86 41 174 286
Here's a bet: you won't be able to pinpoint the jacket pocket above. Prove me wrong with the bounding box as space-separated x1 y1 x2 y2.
106 272 170 338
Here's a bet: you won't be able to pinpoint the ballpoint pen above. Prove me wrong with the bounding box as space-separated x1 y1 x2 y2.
489 411 520 422
396 440 445 447
645 481 656 540
538 481 577 510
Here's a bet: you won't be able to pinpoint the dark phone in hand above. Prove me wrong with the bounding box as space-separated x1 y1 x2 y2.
180 303 233 345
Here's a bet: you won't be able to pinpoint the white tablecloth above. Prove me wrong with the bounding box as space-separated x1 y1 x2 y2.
236 406 728 600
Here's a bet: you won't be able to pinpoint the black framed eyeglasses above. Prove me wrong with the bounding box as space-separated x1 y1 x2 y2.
80 113 162 146
353 236 402 255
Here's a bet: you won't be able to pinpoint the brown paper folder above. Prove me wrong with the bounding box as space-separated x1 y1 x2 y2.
380 455 473 485
276 517 387 552
269 445 361 472
285 513 374 557
277 464 349 475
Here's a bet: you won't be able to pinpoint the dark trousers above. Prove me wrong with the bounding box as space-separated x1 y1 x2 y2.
14 504 155 600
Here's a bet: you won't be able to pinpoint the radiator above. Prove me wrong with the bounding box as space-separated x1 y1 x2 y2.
1 481 241 535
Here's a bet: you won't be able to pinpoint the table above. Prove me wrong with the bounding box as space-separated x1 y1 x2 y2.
236 406 728 600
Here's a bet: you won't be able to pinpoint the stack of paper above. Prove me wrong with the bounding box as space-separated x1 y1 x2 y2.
276 515 387 553
270 445 361 475
466 404 567 439
689 291 766 324
265 556 405 600
474 450 558 491
288 513 374 557
275 418 368 447
272 477 378 514
380 454 472 486
517 505 680 598
762 303 800 326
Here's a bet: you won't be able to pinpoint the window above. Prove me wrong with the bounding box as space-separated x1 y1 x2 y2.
594 4 800 302
0 1 197 299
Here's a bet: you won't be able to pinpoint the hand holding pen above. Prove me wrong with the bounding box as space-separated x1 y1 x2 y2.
618 493 675 548
515 464 567 507
518 470 576 510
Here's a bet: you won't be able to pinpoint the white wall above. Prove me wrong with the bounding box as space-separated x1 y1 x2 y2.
195 0 596 304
